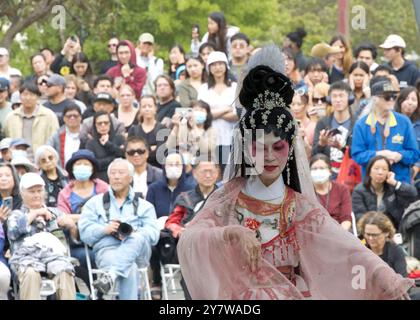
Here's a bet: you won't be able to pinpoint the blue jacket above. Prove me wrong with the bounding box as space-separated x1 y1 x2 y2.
78 186 159 254
351 111 419 183
146 165 196 218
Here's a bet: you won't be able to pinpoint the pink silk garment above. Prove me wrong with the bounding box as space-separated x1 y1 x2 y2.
177 177 414 300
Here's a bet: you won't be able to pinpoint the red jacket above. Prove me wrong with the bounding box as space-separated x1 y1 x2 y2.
106 40 146 100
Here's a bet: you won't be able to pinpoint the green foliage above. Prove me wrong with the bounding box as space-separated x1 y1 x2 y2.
2 0 420 76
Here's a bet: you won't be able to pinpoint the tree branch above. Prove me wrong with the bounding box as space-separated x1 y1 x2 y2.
0 0 66 48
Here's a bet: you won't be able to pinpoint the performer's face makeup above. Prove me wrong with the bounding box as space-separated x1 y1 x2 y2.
250 132 289 183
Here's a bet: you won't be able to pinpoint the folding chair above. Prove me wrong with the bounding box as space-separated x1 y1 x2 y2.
138 267 151 300
160 263 182 300
84 244 118 300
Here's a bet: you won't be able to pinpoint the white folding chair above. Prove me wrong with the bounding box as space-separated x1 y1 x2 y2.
138 267 151 300
84 244 118 300
351 212 358 237
160 263 182 300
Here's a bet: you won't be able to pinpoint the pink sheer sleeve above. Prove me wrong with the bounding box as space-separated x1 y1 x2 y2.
177 178 414 300
294 192 414 300
177 178 304 300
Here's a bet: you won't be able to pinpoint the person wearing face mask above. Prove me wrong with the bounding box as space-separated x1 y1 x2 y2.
310 153 352 231
166 100 217 161
9 138 30 161
57 149 108 269
146 151 195 299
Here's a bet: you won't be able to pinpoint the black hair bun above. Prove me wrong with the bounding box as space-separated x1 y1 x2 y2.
239 65 294 110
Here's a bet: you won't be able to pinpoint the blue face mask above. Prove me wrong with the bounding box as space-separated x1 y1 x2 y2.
193 111 207 124
73 165 92 181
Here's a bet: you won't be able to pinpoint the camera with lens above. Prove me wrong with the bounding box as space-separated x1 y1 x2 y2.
112 222 133 239
35 217 47 232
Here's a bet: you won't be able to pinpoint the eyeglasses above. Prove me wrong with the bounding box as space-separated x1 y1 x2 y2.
364 232 383 239
96 121 110 126
40 155 55 164
108 44 118 47
313 97 327 104
126 148 147 156
64 113 80 119
381 94 398 102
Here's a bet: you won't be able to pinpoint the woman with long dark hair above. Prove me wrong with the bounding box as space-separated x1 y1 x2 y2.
201 12 239 59
128 95 167 168
197 51 238 173
0 163 23 300
168 44 186 81
329 35 353 83
395 86 420 180
352 155 417 229
177 56 206 108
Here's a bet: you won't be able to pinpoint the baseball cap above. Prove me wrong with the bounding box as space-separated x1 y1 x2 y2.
310 43 342 59
139 33 155 44
19 172 45 190
46 74 67 87
206 51 229 72
10 94 21 105
0 77 10 91
94 92 116 105
371 79 398 96
10 138 31 149
0 48 9 56
379 34 406 49
0 138 12 150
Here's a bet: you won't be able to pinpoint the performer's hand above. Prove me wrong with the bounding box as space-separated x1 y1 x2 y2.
223 225 261 272
397 292 411 300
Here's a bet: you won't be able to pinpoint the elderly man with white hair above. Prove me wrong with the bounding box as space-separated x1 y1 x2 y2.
6 172 77 300
78 158 159 300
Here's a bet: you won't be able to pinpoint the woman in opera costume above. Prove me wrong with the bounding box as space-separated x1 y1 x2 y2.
177 46 413 300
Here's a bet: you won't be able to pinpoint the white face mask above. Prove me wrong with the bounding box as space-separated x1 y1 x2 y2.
166 166 182 180
11 149 28 160
311 169 330 184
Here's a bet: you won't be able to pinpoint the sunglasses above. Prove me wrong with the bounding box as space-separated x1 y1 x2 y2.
313 97 327 104
108 44 118 48
381 94 398 102
126 149 146 156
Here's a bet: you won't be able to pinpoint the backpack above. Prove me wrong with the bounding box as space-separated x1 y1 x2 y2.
102 191 144 222
157 229 178 265
400 199 420 259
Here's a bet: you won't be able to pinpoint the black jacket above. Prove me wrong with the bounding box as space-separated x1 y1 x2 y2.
174 184 218 225
352 182 417 229
312 113 357 157
367 241 407 277
385 60 420 87
146 164 163 186
85 119 125 182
